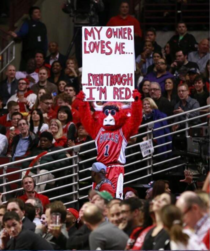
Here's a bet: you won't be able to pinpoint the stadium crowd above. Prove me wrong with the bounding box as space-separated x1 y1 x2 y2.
0 0 209 250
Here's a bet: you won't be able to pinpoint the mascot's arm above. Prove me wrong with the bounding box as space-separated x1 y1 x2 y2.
123 90 143 140
77 91 100 139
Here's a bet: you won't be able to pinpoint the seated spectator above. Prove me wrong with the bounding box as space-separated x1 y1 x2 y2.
0 211 53 250
34 51 51 73
190 76 209 107
64 85 79 110
11 118 38 160
25 198 43 227
33 88 46 109
0 97 7 117
24 202 36 223
31 67 57 95
15 58 39 87
188 39 209 73
108 200 122 227
170 49 199 80
168 22 197 58
35 201 69 249
29 109 49 135
22 131 69 191
0 125 8 156
160 204 207 250
58 79 68 94
172 84 200 131
107 0 142 38
139 80 151 99
48 61 67 86
6 78 37 112
146 52 162 74
49 119 67 147
66 208 79 237
163 78 179 108
136 40 154 76
45 41 68 69
0 101 20 128
6 198 35 231
149 82 173 116
90 162 115 197
145 28 162 54
64 57 81 93
57 106 76 140
124 187 138 199
142 193 171 250
152 180 171 198
176 191 210 243
204 60 210 84
185 68 201 93
0 65 18 106
138 98 172 158
39 93 56 123
18 176 50 212
144 58 174 92
163 43 173 66
83 203 128 250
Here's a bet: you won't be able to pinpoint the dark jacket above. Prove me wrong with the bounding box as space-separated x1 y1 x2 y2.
11 131 38 159
6 227 53 250
0 78 18 105
22 216 36 232
45 53 68 69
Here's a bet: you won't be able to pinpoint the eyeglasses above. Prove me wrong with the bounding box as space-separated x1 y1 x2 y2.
150 88 160 91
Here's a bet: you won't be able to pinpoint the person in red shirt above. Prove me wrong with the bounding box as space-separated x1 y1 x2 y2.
49 118 67 147
18 175 50 211
0 101 20 128
91 162 115 198
107 1 142 38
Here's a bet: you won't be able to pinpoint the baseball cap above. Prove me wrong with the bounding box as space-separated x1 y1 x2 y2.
96 191 113 202
89 162 107 173
188 68 200 74
66 208 79 220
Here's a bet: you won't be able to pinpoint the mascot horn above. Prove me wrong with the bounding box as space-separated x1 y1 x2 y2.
77 90 142 199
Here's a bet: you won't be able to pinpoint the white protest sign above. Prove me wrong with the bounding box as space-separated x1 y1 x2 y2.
82 26 135 101
139 139 154 158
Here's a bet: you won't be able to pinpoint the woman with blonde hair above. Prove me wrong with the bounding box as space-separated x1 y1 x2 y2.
49 119 67 147
160 204 207 250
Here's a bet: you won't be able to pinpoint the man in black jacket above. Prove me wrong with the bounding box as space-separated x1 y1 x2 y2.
0 211 53 250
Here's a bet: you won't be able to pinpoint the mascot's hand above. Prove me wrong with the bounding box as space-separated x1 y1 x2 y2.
76 91 86 101
132 89 141 101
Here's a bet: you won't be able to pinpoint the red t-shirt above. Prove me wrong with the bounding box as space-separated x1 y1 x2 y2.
54 136 67 147
0 114 11 128
107 15 142 37
99 183 115 197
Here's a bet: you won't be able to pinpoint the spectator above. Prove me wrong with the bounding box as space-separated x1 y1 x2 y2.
204 60 210 84
6 78 37 111
29 109 49 135
58 80 68 94
31 67 57 95
0 211 53 250
136 40 154 76
9 6 48 70
0 65 18 106
48 61 66 86
45 41 68 69
160 204 207 250
0 101 20 128
22 131 69 191
0 204 6 237
39 93 55 123
144 58 174 92
139 80 151 99
6 198 35 231
15 58 39 87
163 43 173 65
138 98 172 158
163 78 179 109
142 193 171 250
34 51 51 73
191 76 209 107
108 201 122 227
119 197 143 237
64 85 79 110
66 208 79 237
152 180 171 198
83 203 128 250
185 68 200 91
11 118 38 160
124 187 138 199
168 22 197 57
65 57 81 93
107 0 142 38
0 125 8 156
25 198 43 227
146 52 163 74
33 88 47 110
24 203 36 223
49 119 67 147
172 84 200 131
36 201 69 249
188 39 209 73
176 191 210 243
170 49 199 79
149 82 173 116
145 28 162 54
90 162 115 197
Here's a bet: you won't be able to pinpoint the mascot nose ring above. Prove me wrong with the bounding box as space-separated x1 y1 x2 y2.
104 109 116 116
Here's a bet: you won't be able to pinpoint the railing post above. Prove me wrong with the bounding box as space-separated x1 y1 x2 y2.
147 123 154 177
72 150 79 203
2 165 7 202
185 113 189 138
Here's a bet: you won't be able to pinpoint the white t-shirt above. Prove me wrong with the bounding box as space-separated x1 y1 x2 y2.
33 123 49 134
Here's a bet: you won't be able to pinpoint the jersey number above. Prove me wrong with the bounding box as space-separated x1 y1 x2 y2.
104 145 109 157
